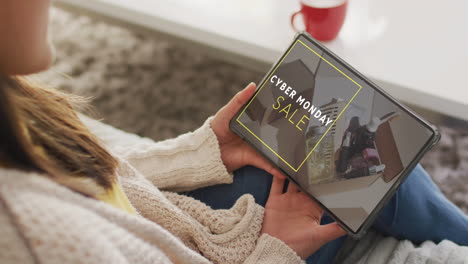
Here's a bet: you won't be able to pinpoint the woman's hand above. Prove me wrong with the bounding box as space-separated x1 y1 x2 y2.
211 82 281 177
261 176 346 259
212 82 345 258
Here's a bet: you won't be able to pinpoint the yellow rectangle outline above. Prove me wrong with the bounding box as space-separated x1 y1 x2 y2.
236 39 363 172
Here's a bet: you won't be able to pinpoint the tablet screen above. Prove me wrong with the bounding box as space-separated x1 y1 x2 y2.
232 34 435 232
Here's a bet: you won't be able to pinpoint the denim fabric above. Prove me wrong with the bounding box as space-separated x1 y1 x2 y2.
181 164 468 263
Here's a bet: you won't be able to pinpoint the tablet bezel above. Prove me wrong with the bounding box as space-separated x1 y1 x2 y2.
229 31 440 238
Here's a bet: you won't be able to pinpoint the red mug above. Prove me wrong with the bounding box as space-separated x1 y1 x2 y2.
291 0 348 41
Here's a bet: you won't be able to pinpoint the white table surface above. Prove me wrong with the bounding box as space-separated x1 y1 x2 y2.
56 0 468 121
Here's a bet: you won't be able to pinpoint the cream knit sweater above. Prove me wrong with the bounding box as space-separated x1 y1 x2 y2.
1 115 467 264
0 115 304 264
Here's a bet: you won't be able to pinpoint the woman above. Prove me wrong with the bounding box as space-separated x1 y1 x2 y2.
0 1 467 263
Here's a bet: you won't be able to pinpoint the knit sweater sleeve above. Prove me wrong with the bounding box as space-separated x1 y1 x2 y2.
79 114 233 192
244 233 305 264
158 191 305 264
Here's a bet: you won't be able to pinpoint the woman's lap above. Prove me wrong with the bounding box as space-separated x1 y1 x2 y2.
179 165 274 210
372 164 468 245
180 164 468 263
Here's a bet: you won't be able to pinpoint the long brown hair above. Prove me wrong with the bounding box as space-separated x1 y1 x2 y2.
0 74 118 197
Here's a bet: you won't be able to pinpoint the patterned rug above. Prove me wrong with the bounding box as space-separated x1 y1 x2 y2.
36 7 468 213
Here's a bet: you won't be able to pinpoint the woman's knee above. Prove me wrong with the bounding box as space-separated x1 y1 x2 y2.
373 164 433 237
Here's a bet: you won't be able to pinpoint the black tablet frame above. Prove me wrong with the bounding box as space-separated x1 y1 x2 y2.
229 31 440 238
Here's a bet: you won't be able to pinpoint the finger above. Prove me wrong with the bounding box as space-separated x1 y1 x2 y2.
287 181 300 193
224 82 256 116
315 222 347 245
301 193 324 215
269 173 285 196
212 82 256 135
312 201 324 216
273 170 287 180
245 148 285 179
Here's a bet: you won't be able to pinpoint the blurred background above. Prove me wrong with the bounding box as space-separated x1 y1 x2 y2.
35 2 468 213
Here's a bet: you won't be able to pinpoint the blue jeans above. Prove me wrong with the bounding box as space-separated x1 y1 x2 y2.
180 164 468 263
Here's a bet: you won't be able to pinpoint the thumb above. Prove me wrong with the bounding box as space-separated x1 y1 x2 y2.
212 82 256 137
315 222 347 245
224 82 256 115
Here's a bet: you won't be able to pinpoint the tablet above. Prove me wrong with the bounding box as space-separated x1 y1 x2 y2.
230 31 440 238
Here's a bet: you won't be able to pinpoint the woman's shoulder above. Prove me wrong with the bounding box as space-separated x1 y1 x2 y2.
0 168 98 220
0 168 116 233
0 168 91 263
0 171 36 263
0 168 168 263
